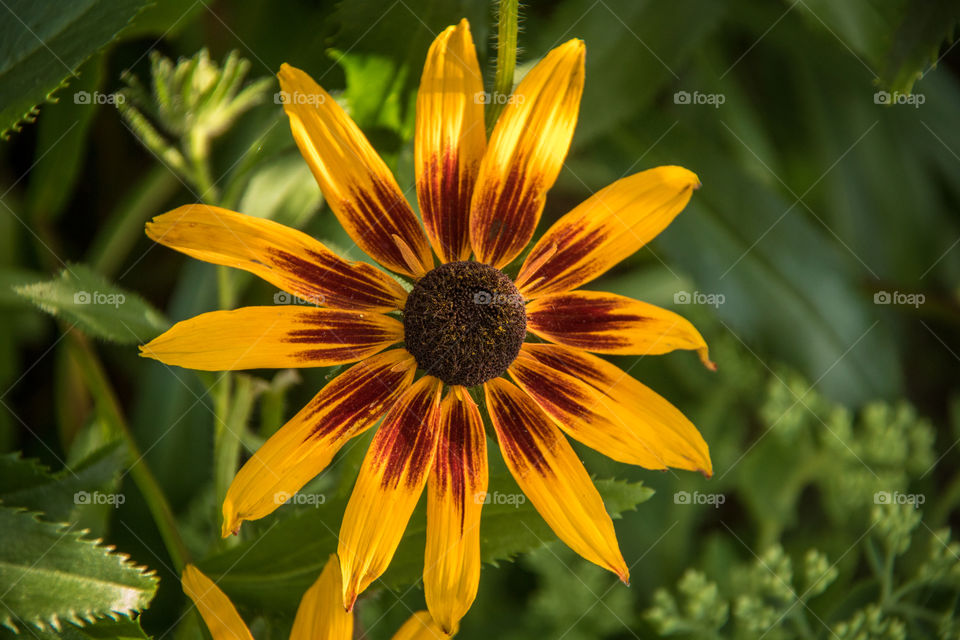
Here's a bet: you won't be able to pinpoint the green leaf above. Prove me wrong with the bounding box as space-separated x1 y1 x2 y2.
0 506 157 632
0 442 126 523
0 267 45 308
0 0 149 138
14 265 168 344
199 474 652 611
0 617 150 640
879 0 960 94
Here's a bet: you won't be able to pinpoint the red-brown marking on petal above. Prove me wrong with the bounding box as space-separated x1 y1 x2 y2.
472 164 542 266
420 150 477 262
510 355 592 421
485 380 551 474
269 248 404 310
340 180 432 276
517 226 607 293
368 379 441 489
516 167 701 298
433 397 485 530
285 314 399 363
526 294 650 350
300 352 413 443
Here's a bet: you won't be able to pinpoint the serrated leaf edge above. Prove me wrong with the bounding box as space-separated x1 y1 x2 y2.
0 507 158 634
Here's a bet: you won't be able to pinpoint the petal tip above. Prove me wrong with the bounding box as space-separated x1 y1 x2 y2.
699 348 716 371
342 585 357 612
563 38 586 54
659 165 700 192
612 559 630 585
221 502 242 538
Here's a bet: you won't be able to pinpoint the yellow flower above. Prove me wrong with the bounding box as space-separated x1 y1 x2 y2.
182 556 447 640
142 19 712 635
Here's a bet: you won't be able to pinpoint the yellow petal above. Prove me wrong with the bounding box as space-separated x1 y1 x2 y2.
516 166 700 298
391 611 451 640
509 343 712 475
484 377 628 582
146 205 406 312
416 19 486 263
338 376 443 610
278 64 433 277
290 554 353 640
525 290 713 368
222 349 417 536
181 565 254 640
424 387 487 634
469 39 585 268
140 306 402 371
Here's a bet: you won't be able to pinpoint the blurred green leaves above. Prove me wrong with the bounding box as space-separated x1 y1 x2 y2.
0 0 959 638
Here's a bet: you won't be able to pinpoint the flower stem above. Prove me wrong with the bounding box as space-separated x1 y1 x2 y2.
487 0 519 133
214 374 257 522
67 331 191 572
186 129 219 204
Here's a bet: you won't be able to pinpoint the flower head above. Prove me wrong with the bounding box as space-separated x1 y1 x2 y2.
143 18 712 634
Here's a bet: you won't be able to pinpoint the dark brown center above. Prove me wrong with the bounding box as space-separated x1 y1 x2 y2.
403 261 526 387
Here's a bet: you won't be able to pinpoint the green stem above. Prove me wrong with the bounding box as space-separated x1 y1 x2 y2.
865 538 884 579
486 0 519 133
217 266 235 309
259 370 300 437
789 603 816 640
214 375 256 520
929 468 960 526
186 129 219 204
67 331 190 572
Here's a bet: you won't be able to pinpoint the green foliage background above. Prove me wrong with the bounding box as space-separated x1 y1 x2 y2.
1 0 959 638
